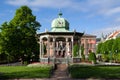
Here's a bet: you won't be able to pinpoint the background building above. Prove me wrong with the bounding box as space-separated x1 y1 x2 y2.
81 34 96 58
105 30 120 40
97 30 120 43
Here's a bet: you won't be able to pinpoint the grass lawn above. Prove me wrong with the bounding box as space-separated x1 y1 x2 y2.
0 66 52 79
69 65 120 79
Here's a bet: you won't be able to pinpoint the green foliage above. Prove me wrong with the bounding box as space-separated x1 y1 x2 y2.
106 39 114 52
0 53 13 64
97 38 120 62
81 46 85 60
114 53 120 63
101 54 110 62
96 42 103 54
112 38 119 53
0 6 41 63
73 44 79 57
88 52 96 63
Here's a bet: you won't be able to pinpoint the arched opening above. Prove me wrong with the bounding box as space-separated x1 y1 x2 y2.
55 37 66 58
42 37 48 57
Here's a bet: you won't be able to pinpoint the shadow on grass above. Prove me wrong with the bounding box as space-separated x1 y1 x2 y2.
0 67 51 79
69 65 120 79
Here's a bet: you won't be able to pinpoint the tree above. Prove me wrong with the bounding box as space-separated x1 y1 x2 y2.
112 39 118 53
73 44 79 57
97 38 120 62
106 39 114 53
96 42 103 54
0 6 41 64
117 38 120 52
81 46 85 60
88 52 96 64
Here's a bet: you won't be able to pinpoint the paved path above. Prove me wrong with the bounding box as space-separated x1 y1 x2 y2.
9 64 72 80
51 63 70 80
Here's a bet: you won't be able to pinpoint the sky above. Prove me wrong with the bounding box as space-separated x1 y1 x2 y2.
1 0 120 38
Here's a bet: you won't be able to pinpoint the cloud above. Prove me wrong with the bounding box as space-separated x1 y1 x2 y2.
6 0 28 6
100 7 120 16
115 17 120 22
80 0 120 16
6 0 79 9
5 0 120 37
6 0 120 16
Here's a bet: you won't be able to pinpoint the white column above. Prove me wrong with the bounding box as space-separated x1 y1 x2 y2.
56 42 58 56
41 41 43 58
40 38 43 58
65 38 68 57
48 38 50 57
71 37 74 58
39 38 42 61
40 42 41 58
79 37 82 58
70 40 72 57
53 38 56 57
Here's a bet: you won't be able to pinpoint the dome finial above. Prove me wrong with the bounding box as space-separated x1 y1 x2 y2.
58 10 62 18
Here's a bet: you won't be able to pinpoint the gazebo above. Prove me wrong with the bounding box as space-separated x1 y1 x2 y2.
37 12 84 64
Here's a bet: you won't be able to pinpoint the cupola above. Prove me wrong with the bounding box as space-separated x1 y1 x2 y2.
51 12 69 32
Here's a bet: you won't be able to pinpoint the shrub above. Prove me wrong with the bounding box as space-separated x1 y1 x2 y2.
88 52 96 63
73 44 79 57
101 54 110 62
81 46 85 60
114 53 120 63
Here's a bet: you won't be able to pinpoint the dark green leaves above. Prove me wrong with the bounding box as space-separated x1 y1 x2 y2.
0 6 41 63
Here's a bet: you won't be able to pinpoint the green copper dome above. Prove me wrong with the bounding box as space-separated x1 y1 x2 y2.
51 12 69 32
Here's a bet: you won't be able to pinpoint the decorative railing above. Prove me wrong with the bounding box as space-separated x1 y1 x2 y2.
40 57 73 64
